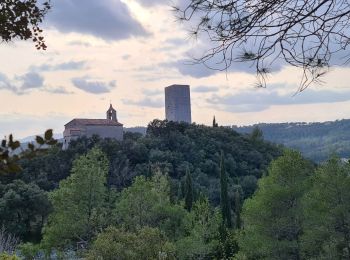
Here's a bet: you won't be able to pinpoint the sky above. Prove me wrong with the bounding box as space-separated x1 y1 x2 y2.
2 0 350 139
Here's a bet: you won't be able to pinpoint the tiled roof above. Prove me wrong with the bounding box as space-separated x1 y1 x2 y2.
65 119 123 127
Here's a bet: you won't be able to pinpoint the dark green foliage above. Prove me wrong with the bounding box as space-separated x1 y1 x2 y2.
184 168 193 211
250 126 263 141
220 151 232 228
0 180 50 241
176 197 221 259
0 0 50 49
18 242 41 259
302 158 350 259
1 120 281 245
213 116 218 127
10 125 350 259
238 150 314 259
233 190 242 229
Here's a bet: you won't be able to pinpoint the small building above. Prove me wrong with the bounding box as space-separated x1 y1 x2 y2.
63 104 123 149
165 84 191 124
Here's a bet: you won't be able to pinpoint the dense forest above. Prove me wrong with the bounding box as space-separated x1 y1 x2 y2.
233 119 350 162
0 120 281 259
2 120 350 259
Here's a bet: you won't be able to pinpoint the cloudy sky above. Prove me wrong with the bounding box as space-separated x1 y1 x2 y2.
2 0 350 138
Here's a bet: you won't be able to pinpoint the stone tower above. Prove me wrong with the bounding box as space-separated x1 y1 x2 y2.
165 84 191 123
106 104 117 121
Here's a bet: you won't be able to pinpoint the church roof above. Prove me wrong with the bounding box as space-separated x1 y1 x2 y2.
65 119 123 127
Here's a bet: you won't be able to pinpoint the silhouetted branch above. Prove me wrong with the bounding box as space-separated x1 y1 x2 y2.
175 0 350 89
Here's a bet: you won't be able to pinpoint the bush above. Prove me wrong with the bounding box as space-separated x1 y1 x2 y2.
18 242 41 259
0 253 19 260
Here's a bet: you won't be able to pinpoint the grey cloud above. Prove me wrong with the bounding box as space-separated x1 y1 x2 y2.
47 0 148 41
171 60 217 78
31 61 87 72
68 40 92 47
0 73 17 93
163 51 283 78
0 72 75 95
135 0 189 7
44 86 74 94
122 54 131 60
208 88 350 113
164 38 187 46
109 80 117 88
17 72 44 90
134 0 167 7
72 77 117 94
193 85 219 93
123 97 163 108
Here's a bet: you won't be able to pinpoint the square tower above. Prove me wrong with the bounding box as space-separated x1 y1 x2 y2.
165 84 191 123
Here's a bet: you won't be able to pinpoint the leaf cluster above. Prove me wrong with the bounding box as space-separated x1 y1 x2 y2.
0 0 50 50
0 129 57 175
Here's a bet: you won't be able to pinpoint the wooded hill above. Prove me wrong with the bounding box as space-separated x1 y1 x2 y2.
233 119 350 162
0 120 281 243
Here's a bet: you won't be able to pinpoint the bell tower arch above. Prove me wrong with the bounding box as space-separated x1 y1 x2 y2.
106 104 117 121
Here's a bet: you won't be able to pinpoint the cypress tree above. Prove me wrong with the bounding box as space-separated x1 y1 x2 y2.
184 168 193 211
220 151 232 228
234 190 241 229
213 116 218 127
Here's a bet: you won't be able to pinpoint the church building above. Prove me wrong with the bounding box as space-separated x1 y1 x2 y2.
63 104 123 149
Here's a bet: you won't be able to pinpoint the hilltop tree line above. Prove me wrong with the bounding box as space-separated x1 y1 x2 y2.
1 120 350 259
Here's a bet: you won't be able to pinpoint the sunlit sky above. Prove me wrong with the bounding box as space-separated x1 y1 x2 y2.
2 0 350 139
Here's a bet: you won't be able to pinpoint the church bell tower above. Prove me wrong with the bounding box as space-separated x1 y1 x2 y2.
106 104 117 121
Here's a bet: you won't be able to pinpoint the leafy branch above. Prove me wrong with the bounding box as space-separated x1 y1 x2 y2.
0 129 57 174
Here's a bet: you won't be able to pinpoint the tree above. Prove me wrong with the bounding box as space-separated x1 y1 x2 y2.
184 168 194 211
114 174 169 230
250 126 263 142
233 189 241 229
238 150 314 259
114 173 188 240
213 116 218 127
302 158 350 259
176 197 221 259
41 147 109 250
87 226 175 260
0 180 51 241
0 0 50 50
175 0 350 89
219 151 232 228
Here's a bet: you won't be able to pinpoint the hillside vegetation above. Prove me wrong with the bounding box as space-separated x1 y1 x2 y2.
233 119 350 162
0 120 280 244
2 120 350 259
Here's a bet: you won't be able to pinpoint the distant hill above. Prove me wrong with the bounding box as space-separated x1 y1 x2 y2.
233 119 350 162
